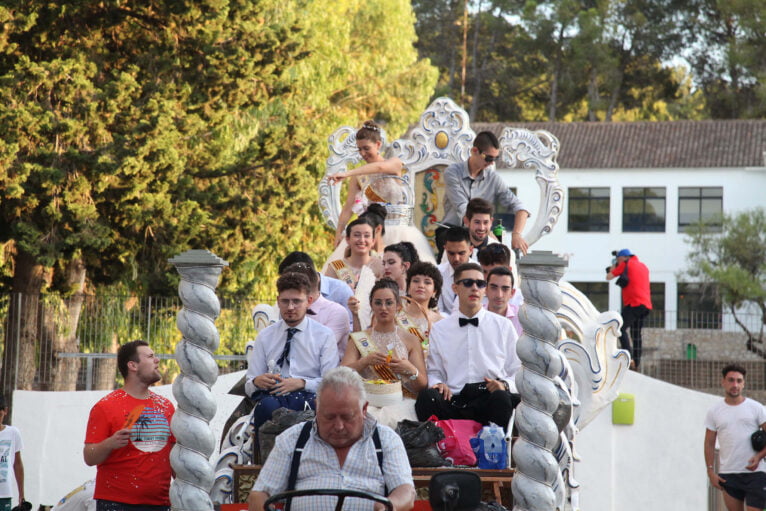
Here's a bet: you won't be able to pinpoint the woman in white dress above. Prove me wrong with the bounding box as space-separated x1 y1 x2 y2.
341 278 427 428
327 121 435 264
324 217 381 329
398 261 444 354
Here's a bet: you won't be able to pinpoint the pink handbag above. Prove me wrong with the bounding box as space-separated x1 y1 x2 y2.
427 415 483 466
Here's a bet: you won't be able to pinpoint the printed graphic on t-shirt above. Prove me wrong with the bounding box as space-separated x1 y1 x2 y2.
0 440 10 484
129 407 171 453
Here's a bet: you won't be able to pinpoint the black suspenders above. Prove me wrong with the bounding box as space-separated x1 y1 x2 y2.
286 421 388 494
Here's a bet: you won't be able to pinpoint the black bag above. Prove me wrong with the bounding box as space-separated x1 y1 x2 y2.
396 419 452 467
615 259 629 288
752 428 766 451
396 419 445 448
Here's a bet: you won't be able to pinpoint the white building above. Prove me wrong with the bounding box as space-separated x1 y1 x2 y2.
475 120 766 332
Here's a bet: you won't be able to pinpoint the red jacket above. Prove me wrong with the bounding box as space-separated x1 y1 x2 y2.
613 256 652 309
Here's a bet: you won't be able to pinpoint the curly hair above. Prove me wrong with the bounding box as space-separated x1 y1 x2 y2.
276 272 311 295
406 261 443 309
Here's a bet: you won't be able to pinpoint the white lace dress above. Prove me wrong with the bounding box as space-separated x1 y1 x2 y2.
358 328 419 429
324 173 436 268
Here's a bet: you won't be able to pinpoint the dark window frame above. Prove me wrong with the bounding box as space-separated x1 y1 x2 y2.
678 186 723 232
568 187 610 232
622 187 666 232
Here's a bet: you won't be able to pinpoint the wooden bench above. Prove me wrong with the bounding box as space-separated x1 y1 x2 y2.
231 464 514 507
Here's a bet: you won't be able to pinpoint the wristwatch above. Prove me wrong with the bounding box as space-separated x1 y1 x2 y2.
409 368 419 380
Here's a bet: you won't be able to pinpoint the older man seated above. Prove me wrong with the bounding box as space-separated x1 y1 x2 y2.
248 366 415 511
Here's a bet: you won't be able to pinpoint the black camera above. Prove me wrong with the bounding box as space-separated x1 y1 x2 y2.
605 250 619 273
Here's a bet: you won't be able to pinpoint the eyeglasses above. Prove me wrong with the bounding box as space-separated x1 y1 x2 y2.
456 278 487 289
481 153 499 163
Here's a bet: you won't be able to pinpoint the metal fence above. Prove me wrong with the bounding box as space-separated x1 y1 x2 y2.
1 292 764 398
0 293 269 399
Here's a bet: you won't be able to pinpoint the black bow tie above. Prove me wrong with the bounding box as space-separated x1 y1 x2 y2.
459 317 479 327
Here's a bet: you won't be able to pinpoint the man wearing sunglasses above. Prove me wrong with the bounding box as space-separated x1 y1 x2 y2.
438 131 530 259
415 263 521 430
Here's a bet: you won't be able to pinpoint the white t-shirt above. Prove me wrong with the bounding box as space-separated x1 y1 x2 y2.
705 398 766 473
0 425 23 498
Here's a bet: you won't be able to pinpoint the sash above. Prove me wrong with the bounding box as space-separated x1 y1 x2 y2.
330 259 356 289
350 331 397 381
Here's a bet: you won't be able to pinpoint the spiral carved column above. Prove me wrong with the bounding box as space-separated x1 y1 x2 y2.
512 251 570 511
169 250 228 511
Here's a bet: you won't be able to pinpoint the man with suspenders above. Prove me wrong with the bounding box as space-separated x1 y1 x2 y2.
248 367 415 511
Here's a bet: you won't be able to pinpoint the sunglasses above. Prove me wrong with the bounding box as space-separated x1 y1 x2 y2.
481 152 499 163
456 278 488 289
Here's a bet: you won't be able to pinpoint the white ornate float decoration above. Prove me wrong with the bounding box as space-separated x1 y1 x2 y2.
211 98 630 509
168 250 228 511
318 96 563 249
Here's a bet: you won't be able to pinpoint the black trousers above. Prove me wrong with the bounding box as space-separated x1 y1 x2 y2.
415 386 520 431
620 304 650 367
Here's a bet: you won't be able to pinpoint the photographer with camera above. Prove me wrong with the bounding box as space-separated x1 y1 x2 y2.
606 249 652 370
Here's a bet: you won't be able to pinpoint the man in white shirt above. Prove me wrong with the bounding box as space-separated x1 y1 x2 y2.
704 364 766 511
416 263 521 430
248 367 415 511
282 262 350 361
437 198 500 266
246 272 339 435
437 227 472 315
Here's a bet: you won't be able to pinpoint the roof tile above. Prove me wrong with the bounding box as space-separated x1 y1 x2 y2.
472 120 766 169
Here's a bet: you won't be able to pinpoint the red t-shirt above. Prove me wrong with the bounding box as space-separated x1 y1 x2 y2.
85 389 175 505
613 256 652 309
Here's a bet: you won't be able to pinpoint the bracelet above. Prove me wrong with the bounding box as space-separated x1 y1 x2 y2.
707 465 713 469
409 368 419 381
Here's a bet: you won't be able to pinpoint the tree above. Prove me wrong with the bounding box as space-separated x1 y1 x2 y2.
0 1 436 395
679 0 766 118
683 209 766 356
412 0 702 122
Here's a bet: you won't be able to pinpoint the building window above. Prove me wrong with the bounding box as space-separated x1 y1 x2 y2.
623 187 666 232
677 283 720 329
678 187 723 231
569 281 609 312
568 187 610 232
644 283 665 328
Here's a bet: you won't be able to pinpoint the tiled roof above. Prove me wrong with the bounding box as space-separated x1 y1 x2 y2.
472 120 766 169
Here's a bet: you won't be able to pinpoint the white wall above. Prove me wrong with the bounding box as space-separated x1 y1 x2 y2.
500 165 766 316
577 370 721 510
13 367 728 511
12 371 245 507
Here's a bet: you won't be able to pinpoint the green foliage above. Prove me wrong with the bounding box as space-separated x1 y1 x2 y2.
411 0 712 122
0 1 436 302
679 0 766 118
683 208 766 345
